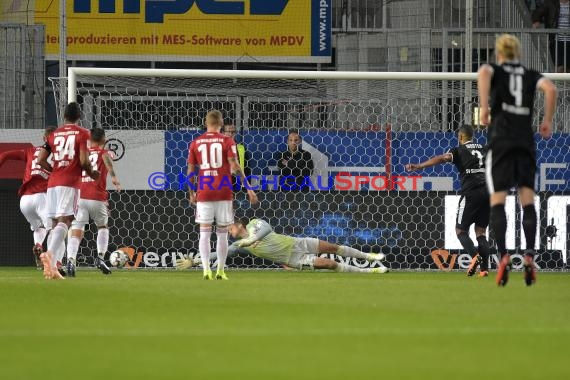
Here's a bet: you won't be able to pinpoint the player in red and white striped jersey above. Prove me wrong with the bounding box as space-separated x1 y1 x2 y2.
37 102 99 280
187 110 257 280
0 127 56 268
66 128 121 276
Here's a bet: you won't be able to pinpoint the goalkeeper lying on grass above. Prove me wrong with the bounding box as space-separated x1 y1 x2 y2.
177 218 388 273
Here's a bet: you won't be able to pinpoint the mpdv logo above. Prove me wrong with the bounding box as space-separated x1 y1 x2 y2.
73 0 290 23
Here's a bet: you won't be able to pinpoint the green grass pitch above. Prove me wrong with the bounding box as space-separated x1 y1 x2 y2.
0 268 569 380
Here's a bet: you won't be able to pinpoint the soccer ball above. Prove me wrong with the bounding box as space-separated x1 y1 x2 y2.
109 250 129 267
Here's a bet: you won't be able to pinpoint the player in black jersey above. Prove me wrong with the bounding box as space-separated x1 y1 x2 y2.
406 125 491 277
478 34 557 287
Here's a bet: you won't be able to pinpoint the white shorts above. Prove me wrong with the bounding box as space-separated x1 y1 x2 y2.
20 193 50 231
287 237 320 270
45 186 79 219
195 200 233 225
72 199 109 230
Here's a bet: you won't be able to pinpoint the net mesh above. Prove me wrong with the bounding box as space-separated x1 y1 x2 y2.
42 73 570 271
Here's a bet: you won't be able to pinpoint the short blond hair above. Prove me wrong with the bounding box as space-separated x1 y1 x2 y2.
206 110 223 127
496 34 521 61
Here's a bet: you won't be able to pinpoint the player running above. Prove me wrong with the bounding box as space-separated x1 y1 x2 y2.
187 110 257 280
176 218 387 273
478 34 557 286
0 127 56 269
37 102 99 280
405 125 491 277
66 128 121 276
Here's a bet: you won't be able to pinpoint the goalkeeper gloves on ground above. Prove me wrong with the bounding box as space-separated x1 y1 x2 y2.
175 254 194 270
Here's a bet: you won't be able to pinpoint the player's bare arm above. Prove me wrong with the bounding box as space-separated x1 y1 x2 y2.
229 157 258 204
102 152 121 191
477 64 493 126
187 163 198 205
405 153 452 171
537 78 557 139
80 146 100 180
36 147 52 172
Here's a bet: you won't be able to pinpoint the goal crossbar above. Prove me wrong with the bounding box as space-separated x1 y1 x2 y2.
67 67 570 103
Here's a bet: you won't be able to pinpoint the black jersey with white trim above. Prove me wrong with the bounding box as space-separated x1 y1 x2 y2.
488 62 543 151
448 142 487 195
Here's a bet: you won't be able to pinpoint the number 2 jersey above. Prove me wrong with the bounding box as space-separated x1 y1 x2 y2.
187 132 237 202
20 146 51 196
81 146 110 201
0 146 51 196
488 62 543 152
44 124 90 189
447 142 487 195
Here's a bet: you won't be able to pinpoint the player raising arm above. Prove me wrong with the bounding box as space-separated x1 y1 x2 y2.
66 128 121 276
406 125 491 277
177 218 387 274
36 102 99 280
187 110 257 280
0 127 56 269
478 34 557 286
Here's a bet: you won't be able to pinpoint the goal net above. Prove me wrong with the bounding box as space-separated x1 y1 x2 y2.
44 68 569 271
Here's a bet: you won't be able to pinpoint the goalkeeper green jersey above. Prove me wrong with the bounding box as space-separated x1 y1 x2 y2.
229 219 295 264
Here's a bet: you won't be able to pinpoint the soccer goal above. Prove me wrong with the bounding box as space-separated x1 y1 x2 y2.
47 68 570 271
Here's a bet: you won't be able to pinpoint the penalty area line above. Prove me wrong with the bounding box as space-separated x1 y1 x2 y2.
0 326 569 338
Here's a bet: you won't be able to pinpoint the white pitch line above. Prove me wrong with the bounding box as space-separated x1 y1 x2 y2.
0 326 568 338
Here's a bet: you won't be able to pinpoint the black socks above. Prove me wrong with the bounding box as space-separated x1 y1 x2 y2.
490 204 507 256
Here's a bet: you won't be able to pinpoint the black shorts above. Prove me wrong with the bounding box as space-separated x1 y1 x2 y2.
485 147 536 193
456 189 490 231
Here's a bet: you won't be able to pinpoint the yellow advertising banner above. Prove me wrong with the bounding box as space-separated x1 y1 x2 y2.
2 0 331 62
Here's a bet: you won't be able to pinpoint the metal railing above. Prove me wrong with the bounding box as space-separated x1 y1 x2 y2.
0 24 45 129
333 27 570 131
337 27 570 74
436 28 570 80
332 0 532 32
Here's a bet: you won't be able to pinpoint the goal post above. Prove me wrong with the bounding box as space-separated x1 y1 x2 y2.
46 67 570 271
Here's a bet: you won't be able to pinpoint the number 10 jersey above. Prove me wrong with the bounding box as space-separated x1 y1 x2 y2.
188 132 237 202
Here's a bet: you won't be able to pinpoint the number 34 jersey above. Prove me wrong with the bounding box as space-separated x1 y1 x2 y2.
44 124 90 189
188 132 237 202
448 142 487 195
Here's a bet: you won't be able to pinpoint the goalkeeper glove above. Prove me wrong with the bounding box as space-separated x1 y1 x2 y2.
175 254 194 270
237 238 254 247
